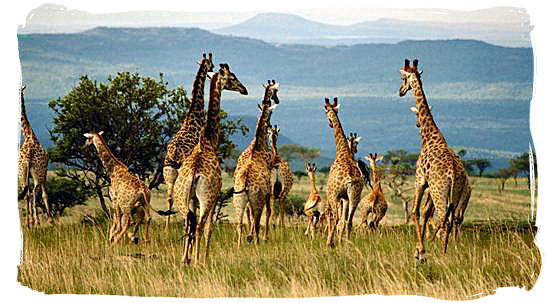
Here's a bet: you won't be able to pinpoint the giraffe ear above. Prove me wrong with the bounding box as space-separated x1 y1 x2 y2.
355 136 362 143
272 83 280 89
334 103 340 110
429 105 432 111
410 106 419 113
98 131 104 136
269 104 278 112
376 156 383 162
84 133 93 138
207 72 215 80
363 156 372 162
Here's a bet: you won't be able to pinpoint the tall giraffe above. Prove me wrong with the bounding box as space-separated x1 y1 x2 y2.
233 81 279 248
410 106 471 242
163 53 214 231
399 59 469 261
174 64 248 264
324 97 364 247
18 85 53 227
83 131 172 243
268 125 293 228
359 153 387 230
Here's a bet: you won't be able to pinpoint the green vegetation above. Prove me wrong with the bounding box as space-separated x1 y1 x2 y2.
48 72 247 215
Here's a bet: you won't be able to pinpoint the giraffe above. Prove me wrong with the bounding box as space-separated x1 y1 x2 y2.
163 53 214 231
303 162 326 239
399 58 469 261
268 124 294 228
233 80 279 248
18 85 53 227
347 132 372 189
410 105 471 242
83 131 173 243
324 97 364 247
174 63 248 264
358 153 388 230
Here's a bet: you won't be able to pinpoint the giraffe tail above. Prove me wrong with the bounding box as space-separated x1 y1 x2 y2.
145 189 177 216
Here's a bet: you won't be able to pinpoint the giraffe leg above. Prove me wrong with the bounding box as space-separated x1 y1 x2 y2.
252 206 263 245
360 204 372 230
109 207 121 243
304 214 312 237
278 195 286 228
326 208 338 248
337 199 349 243
32 185 40 226
263 193 272 241
203 205 216 262
114 209 131 243
143 206 151 243
412 181 428 261
345 186 362 240
422 194 434 241
163 166 177 233
40 183 54 224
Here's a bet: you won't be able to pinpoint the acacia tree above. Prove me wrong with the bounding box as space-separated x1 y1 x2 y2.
49 72 247 215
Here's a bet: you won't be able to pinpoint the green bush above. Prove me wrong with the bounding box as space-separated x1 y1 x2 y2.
39 176 94 217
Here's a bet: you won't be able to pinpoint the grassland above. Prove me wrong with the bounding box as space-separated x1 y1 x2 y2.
16 174 540 299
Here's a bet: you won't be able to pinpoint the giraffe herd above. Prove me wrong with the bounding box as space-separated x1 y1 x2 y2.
18 54 470 264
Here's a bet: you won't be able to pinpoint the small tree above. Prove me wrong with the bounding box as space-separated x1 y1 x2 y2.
511 152 537 187
494 167 516 192
473 159 491 177
49 72 247 215
278 144 320 163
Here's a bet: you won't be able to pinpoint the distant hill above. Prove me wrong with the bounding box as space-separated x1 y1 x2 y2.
215 13 532 47
18 27 533 99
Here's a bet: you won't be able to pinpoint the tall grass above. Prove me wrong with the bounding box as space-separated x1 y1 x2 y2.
17 175 539 299
18 220 539 299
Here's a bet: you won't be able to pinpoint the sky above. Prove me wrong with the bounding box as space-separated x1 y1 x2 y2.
2 0 548 302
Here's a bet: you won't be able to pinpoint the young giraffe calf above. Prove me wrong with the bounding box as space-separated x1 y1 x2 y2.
359 153 388 230
303 162 326 238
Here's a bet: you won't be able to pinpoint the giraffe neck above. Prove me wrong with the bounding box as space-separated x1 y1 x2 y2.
371 164 381 184
410 75 445 146
185 61 209 124
202 73 223 148
20 91 36 141
270 139 278 160
331 113 352 159
309 174 318 194
253 91 274 153
252 109 271 153
93 136 125 177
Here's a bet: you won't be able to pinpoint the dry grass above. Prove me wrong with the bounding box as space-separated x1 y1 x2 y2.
17 174 540 299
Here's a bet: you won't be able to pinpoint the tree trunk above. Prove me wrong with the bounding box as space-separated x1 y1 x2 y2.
96 187 111 218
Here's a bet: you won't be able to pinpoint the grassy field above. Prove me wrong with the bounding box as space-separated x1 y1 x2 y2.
17 173 540 299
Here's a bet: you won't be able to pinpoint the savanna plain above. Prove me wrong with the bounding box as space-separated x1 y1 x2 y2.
17 173 539 300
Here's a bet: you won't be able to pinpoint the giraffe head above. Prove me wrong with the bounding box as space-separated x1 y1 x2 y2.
269 124 280 148
197 52 215 73
346 132 362 156
364 153 383 179
262 80 280 105
324 97 340 128
410 105 432 128
83 131 104 148
399 59 422 97
208 63 248 95
305 162 317 177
